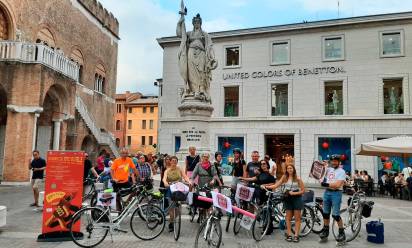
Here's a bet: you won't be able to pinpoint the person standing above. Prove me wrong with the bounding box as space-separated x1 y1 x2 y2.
402 165 412 182
214 151 224 186
83 153 98 181
28 150 46 207
96 150 106 174
244 151 261 178
264 154 276 177
136 155 152 182
231 148 246 189
185 146 200 182
319 155 347 243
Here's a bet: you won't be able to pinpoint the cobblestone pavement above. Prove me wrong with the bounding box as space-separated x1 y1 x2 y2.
1 184 411 248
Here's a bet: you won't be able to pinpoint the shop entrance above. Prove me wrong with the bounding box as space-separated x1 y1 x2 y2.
265 135 294 178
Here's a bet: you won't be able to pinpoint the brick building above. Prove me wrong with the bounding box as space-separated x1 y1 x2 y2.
115 92 158 154
0 0 119 182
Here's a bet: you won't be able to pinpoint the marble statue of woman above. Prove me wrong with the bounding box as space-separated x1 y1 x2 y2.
176 0 217 102
389 87 397 113
332 90 340 114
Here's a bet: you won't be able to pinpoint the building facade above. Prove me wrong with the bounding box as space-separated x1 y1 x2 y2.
0 0 119 182
157 12 412 182
115 92 158 154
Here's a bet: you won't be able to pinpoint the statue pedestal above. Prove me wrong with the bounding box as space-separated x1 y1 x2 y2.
176 98 213 163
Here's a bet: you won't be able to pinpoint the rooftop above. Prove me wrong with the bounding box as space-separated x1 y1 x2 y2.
158 11 412 47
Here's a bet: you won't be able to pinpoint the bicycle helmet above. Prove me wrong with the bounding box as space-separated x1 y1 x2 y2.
330 154 341 161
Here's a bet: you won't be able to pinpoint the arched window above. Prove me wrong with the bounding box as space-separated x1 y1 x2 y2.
0 6 9 40
94 63 106 94
115 120 121 130
37 28 56 48
70 48 84 83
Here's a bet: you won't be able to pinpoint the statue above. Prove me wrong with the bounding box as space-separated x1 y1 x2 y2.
176 0 217 103
389 87 397 113
332 90 340 114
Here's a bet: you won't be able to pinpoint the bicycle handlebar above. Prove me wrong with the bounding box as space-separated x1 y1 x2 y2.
197 196 256 219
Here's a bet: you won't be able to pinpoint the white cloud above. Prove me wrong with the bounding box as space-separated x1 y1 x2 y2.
298 0 412 16
203 18 243 32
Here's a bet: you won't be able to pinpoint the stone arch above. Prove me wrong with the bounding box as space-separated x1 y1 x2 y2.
94 62 106 93
41 83 70 116
0 1 15 40
36 26 56 48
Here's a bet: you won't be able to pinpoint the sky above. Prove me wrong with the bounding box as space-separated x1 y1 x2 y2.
99 0 412 95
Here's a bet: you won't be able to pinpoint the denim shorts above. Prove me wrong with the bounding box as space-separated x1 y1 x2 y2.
323 190 343 216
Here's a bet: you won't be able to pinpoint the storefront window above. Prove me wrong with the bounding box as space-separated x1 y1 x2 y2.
225 46 240 67
174 136 181 153
318 137 351 173
218 137 245 176
272 41 290 65
324 81 343 115
383 79 403 114
224 86 239 117
271 84 288 116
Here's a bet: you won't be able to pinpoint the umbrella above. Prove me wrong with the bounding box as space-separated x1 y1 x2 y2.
357 136 412 169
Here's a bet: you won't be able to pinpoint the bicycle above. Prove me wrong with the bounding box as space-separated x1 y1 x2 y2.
232 182 259 235
307 196 324 234
331 189 374 243
194 187 255 248
251 185 314 241
70 183 165 248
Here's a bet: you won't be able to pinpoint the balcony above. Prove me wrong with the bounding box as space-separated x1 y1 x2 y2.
0 41 79 82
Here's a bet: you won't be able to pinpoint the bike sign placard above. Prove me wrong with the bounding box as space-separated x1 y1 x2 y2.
235 184 255 202
211 191 232 213
170 182 189 193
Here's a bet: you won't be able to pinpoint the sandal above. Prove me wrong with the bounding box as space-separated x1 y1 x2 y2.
293 236 300 243
285 235 293 242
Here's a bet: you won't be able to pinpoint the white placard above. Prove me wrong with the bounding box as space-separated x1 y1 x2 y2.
97 192 116 209
211 191 232 214
240 215 253 230
235 184 255 202
170 182 190 193
309 161 327 181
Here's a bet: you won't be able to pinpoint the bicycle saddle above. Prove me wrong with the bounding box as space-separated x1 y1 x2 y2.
99 196 114 203
316 197 323 203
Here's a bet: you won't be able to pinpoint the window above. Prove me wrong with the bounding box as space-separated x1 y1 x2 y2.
383 78 403 114
128 107 132 114
175 136 181 153
318 137 351 172
128 120 132 129
224 45 240 67
127 136 131 146
149 120 154 129
141 136 146 146
116 104 122 113
381 31 403 57
324 81 343 115
271 84 288 116
142 120 146 129
271 40 290 65
143 107 147 113
116 120 121 130
323 35 344 61
94 64 106 93
150 106 154 113
217 136 245 175
224 86 239 117
115 138 120 148
149 136 153 145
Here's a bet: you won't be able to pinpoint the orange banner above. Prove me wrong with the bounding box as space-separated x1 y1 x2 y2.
41 151 84 235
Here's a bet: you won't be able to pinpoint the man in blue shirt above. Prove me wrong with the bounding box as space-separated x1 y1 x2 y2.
319 155 347 242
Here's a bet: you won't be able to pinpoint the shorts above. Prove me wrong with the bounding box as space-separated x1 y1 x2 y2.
112 181 131 192
31 179 44 190
323 190 343 216
284 195 303 210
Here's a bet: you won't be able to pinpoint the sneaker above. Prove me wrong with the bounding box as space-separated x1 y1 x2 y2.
337 231 346 242
168 223 174 232
319 227 329 240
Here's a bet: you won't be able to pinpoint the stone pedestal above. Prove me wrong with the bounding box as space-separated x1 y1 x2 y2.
176 98 213 163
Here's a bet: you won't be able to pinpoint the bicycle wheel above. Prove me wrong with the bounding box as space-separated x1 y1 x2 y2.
173 206 181 241
233 213 242 235
312 205 324 234
195 217 222 248
252 207 270 241
89 192 97 207
70 207 109 248
299 206 314 237
130 203 165 240
332 208 362 242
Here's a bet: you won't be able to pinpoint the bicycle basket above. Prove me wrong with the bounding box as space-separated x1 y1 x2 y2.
94 182 104 191
171 191 187 202
302 190 314 203
361 201 374 218
192 192 212 209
